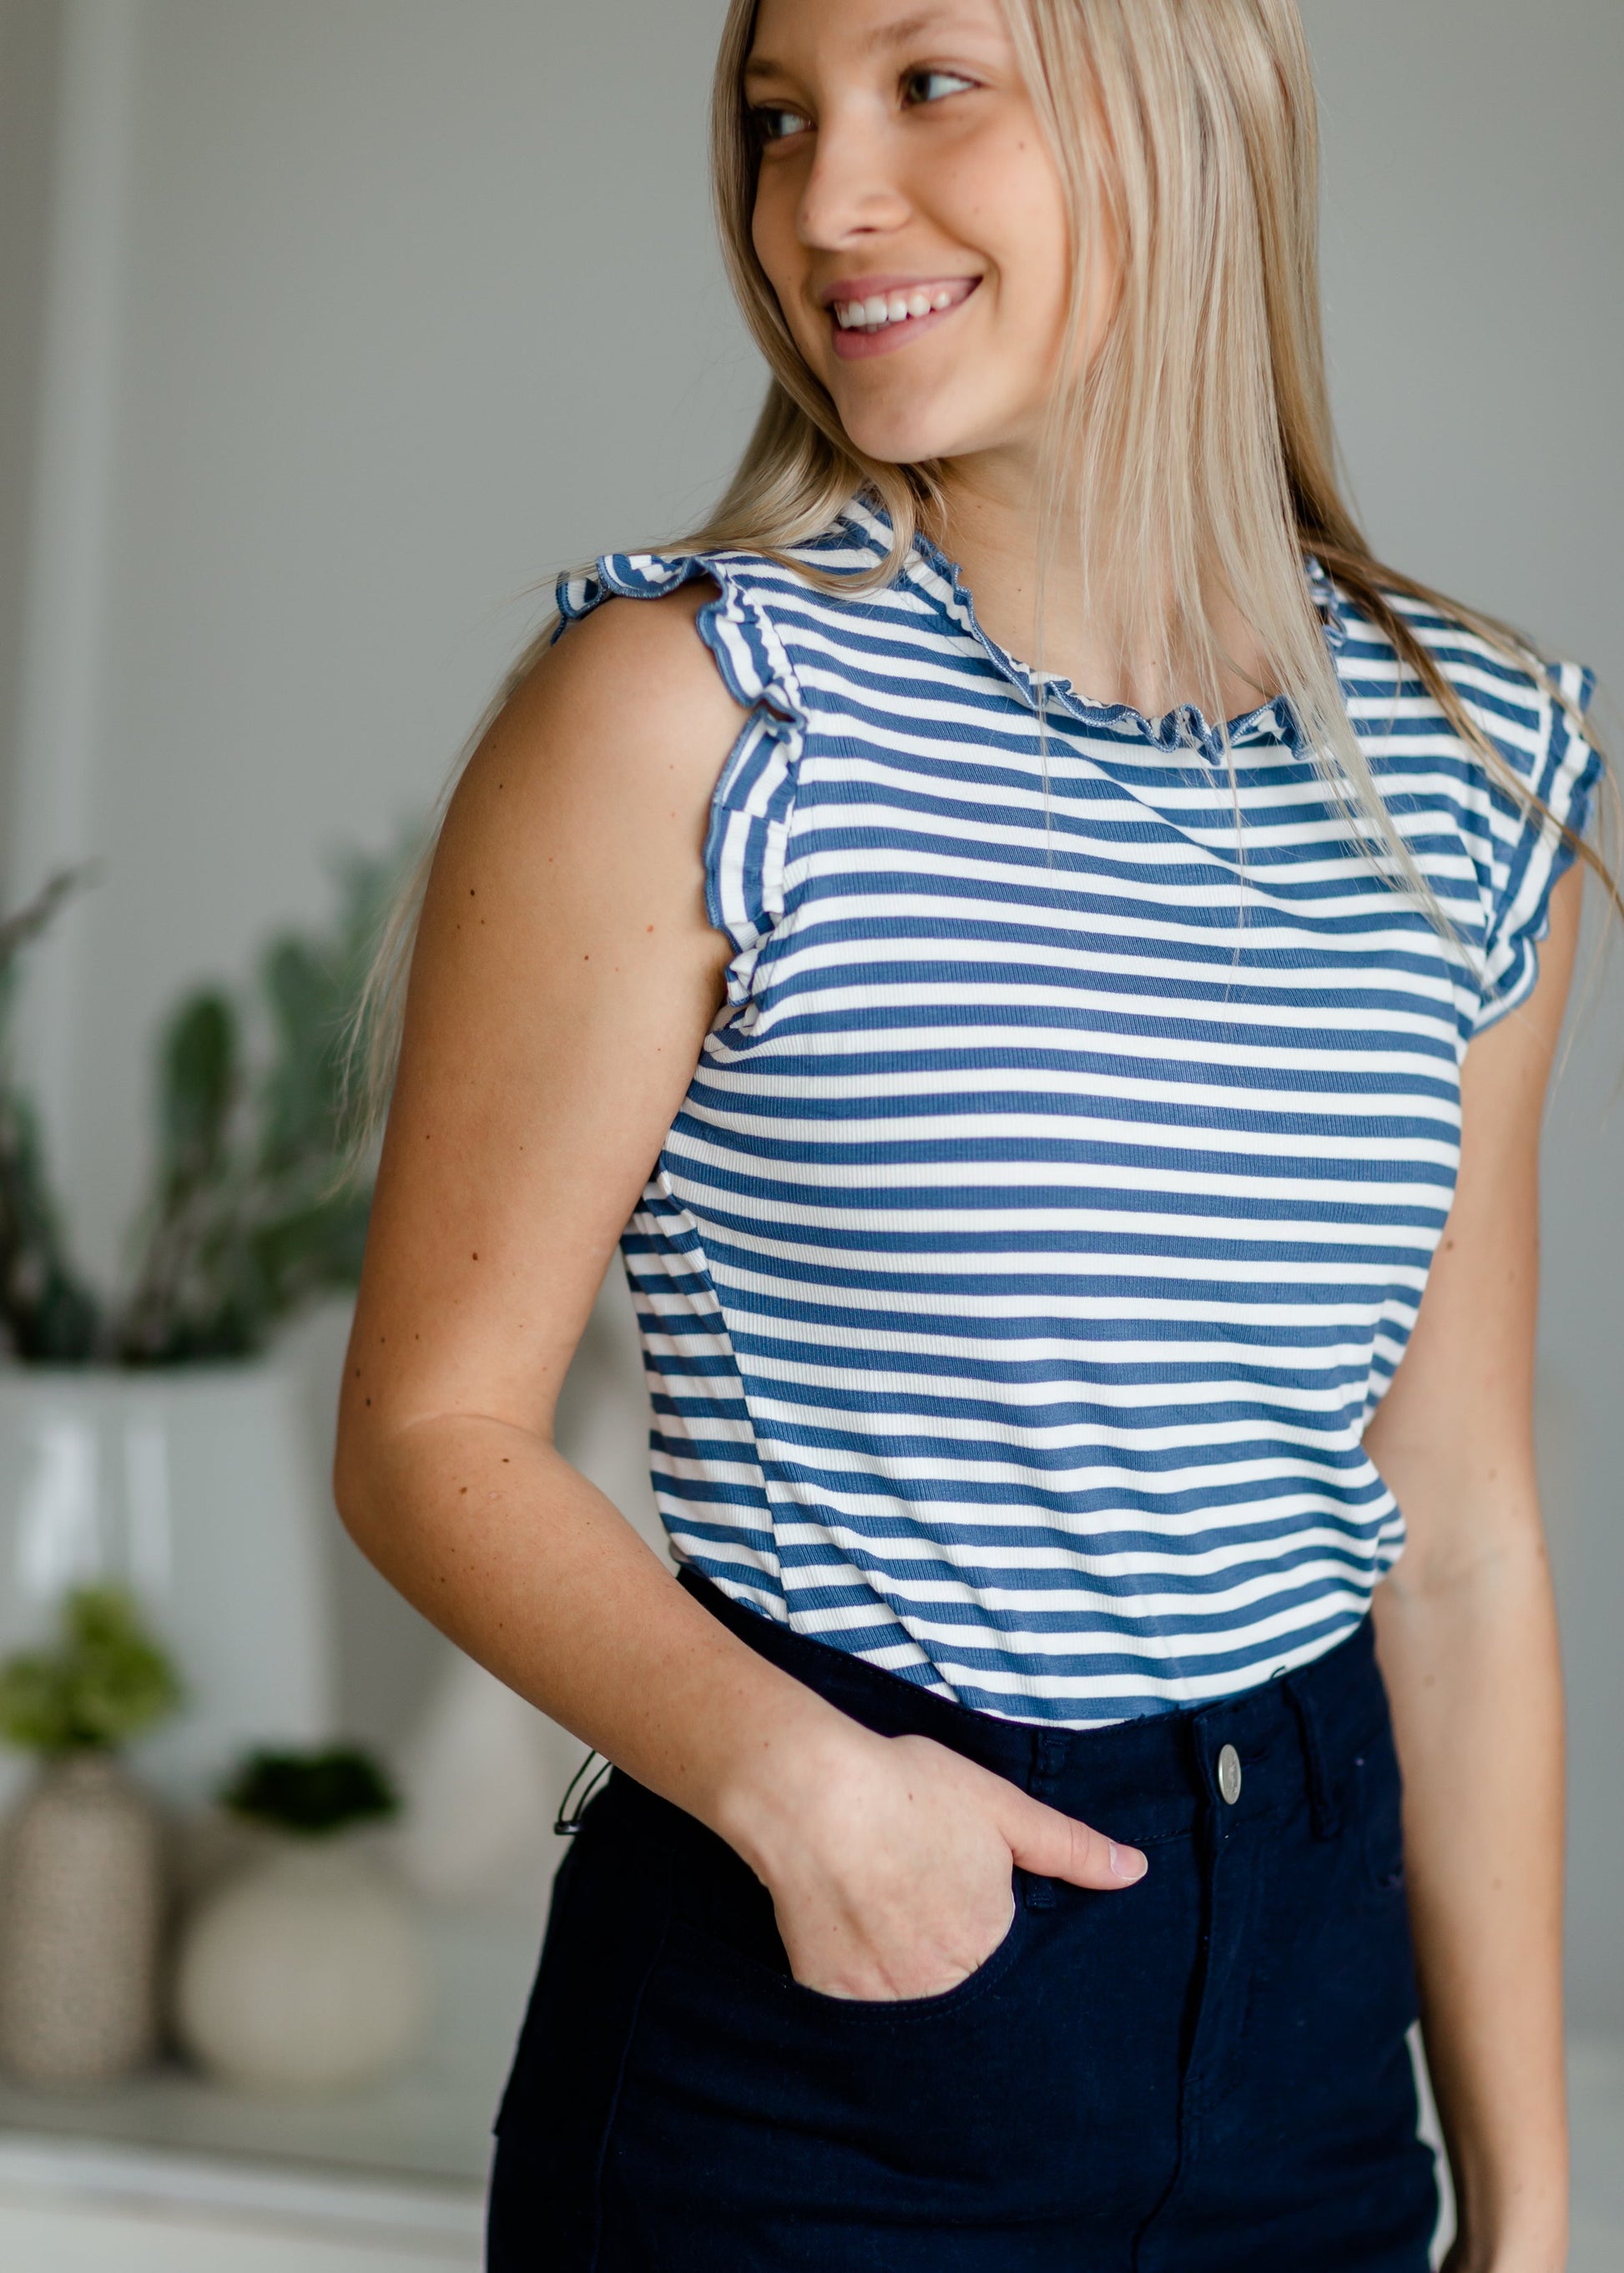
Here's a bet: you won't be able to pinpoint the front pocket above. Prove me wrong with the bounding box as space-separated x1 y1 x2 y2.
612 1861 1167 2231
679 1877 1031 2027
618 1876 1064 2212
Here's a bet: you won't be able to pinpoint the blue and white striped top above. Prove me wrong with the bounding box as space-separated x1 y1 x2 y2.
558 500 1601 1726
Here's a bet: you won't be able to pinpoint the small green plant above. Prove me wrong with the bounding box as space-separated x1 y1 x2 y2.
222 1746 401 1838
0 841 410 1366
0 1585 184 1756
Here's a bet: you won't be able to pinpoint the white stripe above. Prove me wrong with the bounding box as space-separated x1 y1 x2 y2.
564 517 1596 1725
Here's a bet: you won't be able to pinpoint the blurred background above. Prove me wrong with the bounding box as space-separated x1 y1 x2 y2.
0 2 1617 2266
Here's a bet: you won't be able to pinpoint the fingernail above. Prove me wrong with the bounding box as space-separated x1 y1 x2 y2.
1108 1841 1148 1884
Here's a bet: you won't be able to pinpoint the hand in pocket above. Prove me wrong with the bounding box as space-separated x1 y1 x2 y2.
732 1723 1147 2003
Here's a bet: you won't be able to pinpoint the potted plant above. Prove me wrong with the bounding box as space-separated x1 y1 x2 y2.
174 1745 428 2096
0 851 401 1811
0 1584 181 2085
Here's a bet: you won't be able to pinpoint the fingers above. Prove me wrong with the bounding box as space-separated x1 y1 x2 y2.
999 1786 1147 1891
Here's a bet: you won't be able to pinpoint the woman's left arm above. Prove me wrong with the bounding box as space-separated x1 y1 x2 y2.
1365 865 1583 2273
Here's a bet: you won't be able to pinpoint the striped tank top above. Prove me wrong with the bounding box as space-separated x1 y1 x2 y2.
557 500 1600 1726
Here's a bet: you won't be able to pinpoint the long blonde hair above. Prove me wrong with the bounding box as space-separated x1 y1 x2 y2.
358 0 1612 1130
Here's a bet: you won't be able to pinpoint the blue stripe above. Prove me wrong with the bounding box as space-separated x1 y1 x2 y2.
560 509 1601 1724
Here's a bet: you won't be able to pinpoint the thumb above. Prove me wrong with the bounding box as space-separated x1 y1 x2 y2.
998 1787 1147 1892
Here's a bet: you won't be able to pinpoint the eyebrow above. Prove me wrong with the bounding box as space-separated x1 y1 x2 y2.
744 8 989 83
861 9 976 51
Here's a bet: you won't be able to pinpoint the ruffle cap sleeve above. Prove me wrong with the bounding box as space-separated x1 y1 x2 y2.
1471 657 1604 1032
556 551 806 1000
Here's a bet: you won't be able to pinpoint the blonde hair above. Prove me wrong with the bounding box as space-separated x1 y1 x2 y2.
357 0 1612 1131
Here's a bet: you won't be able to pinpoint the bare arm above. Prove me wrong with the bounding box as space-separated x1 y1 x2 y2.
335 593 1143 2002
1365 866 1583 2273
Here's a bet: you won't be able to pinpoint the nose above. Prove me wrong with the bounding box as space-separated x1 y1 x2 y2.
795 106 911 250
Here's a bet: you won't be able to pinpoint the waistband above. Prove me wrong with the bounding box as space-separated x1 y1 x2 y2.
680 1568 1389 1849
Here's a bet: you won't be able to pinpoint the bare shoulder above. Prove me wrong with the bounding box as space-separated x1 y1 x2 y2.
471 582 745 811
406 585 744 1042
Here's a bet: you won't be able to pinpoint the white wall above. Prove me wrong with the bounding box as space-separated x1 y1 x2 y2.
29 0 754 1282
28 0 753 1767
4 2 1621 2015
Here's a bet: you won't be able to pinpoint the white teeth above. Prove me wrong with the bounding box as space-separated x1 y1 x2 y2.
834 285 966 331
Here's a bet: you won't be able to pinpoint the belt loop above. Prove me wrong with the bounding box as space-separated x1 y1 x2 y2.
1023 1731 1068 1909
1282 1676 1342 1841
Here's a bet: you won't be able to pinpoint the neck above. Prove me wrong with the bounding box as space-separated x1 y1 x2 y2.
933 451 1279 725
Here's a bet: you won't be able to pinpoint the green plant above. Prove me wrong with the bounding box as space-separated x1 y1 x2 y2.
0 843 406 1367
0 872 103 1363
0 1585 183 1756
222 1746 400 1838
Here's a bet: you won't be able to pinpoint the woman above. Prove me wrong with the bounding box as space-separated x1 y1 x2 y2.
335 3 1607 2267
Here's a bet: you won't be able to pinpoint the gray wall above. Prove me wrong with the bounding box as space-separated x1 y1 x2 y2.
0 0 61 851
1301 0 1624 2026
3 2 1619 2014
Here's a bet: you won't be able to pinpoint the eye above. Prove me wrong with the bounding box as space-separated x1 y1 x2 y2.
752 103 813 146
901 68 978 109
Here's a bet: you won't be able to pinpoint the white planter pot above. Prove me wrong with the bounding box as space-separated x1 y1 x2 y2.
174 1840 428 2095
0 1363 336 1809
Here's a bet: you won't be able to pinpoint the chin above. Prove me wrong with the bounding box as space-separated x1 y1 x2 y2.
827 397 971 470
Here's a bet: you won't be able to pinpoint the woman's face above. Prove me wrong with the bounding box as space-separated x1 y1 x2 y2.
746 0 1109 475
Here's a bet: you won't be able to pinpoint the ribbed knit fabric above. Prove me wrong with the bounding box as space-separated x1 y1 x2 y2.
557 499 1600 1724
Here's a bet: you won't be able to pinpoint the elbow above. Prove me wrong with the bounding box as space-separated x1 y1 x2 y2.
331 1411 388 1565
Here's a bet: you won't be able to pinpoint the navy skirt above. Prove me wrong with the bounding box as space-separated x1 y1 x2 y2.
488 1574 1439 2271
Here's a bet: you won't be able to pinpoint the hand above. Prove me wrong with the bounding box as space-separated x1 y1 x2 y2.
725 1720 1147 2003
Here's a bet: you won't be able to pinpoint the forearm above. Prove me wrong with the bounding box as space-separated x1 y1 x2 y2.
335 1414 855 1863
1373 1534 1567 2270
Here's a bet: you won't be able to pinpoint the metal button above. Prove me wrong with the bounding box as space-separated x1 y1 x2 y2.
1217 1743 1243 1807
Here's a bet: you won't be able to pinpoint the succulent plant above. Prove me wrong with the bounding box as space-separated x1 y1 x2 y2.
0 844 405 1368
221 1746 400 1838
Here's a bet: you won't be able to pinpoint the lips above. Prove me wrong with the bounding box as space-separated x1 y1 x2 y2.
821 275 981 362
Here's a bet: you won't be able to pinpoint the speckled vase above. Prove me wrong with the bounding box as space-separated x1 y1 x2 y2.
0 1751 164 2085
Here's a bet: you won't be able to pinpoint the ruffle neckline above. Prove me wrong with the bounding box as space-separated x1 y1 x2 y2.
899 522 1348 764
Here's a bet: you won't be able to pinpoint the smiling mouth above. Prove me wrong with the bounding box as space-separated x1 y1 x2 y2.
830 278 980 333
